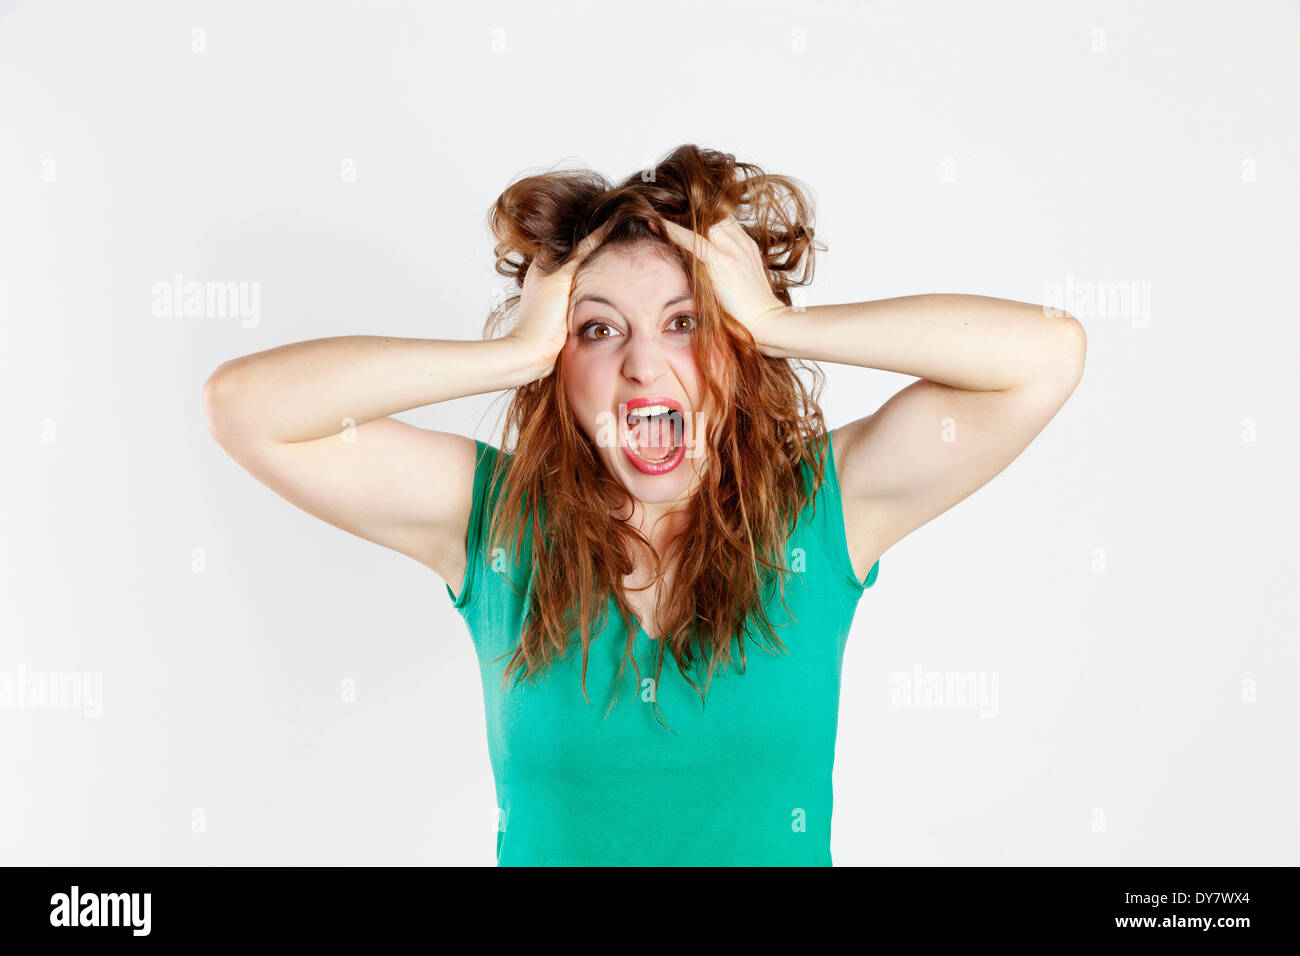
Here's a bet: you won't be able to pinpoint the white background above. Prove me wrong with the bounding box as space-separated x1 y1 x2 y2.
1 0 1296 865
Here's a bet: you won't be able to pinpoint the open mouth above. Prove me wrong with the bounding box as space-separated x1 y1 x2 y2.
620 398 687 474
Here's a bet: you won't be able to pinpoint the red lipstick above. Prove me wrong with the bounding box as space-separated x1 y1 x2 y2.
619 396 687 475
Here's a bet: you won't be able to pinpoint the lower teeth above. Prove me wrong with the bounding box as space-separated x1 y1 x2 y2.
627 435 675 464
626 413 683 465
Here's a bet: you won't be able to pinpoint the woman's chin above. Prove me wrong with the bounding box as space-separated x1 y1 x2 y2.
612 448 699 503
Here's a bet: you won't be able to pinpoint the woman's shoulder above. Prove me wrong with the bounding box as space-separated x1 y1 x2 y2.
793 429 835 497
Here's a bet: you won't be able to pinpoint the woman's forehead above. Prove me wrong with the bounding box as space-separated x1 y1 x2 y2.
573 253 691 311
577 240 684 283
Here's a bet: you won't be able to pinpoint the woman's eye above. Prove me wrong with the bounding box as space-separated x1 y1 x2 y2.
578 315 694 340
579 322 616 340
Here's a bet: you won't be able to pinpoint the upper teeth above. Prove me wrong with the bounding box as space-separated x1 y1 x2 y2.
627 404 674 422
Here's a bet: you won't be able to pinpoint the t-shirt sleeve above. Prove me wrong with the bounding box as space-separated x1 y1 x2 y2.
445 439 504 614
801 429 880 593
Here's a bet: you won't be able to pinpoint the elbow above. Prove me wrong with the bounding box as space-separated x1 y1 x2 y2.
1064 312 1087 363
201 362 243 443
1053 313 1087 388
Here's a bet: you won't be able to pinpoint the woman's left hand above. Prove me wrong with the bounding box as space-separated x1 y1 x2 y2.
657 215 791 356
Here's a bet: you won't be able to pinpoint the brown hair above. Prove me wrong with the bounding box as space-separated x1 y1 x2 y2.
479 144 831 730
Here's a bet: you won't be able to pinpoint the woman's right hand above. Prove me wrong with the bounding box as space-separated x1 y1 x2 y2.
505 221 614 380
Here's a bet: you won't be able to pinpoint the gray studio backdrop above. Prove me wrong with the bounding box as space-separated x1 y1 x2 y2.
1 0 1296 865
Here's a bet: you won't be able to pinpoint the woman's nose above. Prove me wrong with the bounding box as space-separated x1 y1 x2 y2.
620 335 669 386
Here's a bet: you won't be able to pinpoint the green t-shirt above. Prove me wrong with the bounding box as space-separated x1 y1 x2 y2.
445 428 879 866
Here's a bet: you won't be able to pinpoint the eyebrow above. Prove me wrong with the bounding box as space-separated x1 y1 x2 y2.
572 293 693 316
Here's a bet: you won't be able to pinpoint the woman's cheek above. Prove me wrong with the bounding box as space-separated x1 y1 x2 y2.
566 363 610 439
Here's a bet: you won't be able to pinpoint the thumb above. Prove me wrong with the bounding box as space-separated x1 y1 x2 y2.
558 219 615 277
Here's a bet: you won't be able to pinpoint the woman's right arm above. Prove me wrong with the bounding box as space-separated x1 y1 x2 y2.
204 221 612 593
201 335 549 594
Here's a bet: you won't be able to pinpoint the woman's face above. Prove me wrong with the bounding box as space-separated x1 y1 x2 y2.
560 240 720 508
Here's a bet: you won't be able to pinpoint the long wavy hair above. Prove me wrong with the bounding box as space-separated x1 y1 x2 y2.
478 144 832 730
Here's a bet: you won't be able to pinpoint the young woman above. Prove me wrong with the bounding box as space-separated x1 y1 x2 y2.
203 145 1086 866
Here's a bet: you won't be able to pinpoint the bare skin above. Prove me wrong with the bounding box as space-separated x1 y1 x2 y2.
204 216 1086 643
559 241 729 637
201 223 613 607
655 216 1087 585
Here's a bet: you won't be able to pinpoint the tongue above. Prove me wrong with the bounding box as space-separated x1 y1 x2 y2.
633 415 676 461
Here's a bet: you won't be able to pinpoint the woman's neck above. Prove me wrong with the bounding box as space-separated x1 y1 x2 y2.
616 498 690 561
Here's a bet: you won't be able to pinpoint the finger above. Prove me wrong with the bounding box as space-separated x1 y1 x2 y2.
704 216 738 249
576 218 615 257
715 217 762 259
657 219 712 260
560 219 616 274
687 215 736 251
714 215 750 246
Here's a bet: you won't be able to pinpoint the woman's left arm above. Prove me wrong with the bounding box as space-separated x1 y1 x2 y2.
756 293 1087 573
656 216 1087 575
